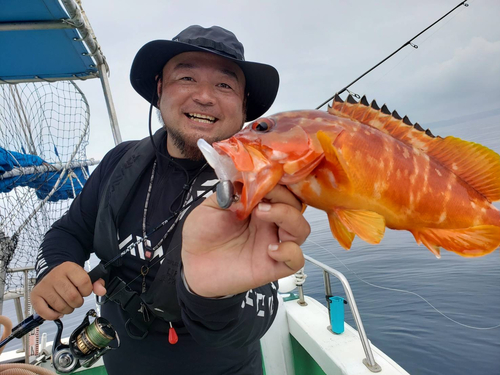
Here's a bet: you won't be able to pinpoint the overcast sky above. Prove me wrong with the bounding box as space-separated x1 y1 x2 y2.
76 0 500 159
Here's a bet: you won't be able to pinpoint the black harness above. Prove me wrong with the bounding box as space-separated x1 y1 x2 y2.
93 129 216 338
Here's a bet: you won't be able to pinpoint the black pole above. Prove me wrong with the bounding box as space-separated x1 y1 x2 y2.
316 0 469 110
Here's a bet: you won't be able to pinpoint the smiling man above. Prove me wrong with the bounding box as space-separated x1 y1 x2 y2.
158 52 247 160
32 25 309 374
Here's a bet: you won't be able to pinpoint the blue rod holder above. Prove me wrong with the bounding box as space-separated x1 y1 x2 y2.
329 296 345 334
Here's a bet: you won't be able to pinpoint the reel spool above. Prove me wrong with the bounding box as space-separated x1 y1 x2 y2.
52 309 119 373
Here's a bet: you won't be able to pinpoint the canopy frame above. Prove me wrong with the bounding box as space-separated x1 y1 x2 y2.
0 0 122 145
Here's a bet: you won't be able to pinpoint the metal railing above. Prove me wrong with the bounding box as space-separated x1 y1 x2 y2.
2 266 36 363
298 255 382 373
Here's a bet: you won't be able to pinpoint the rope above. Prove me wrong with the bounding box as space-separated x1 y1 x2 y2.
0 315 13 356
0 319 55 374
0 364 56 375
294 268 307 286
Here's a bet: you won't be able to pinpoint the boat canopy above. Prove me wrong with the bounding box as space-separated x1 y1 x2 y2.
0 0 121 143
0 0 99 83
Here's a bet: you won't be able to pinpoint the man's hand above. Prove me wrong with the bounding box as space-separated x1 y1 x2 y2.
31 262 106 320
182 185 309 298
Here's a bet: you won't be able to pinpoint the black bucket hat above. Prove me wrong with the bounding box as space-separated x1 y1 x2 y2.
130 25 279 122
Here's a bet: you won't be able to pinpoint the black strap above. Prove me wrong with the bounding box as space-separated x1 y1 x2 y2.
106 277 155 340
93 129 165 265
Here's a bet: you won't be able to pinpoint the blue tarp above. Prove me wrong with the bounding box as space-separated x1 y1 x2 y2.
0 0 98 82
0 147 87 201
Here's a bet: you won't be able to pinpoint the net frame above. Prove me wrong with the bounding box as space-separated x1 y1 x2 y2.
0 80 94 294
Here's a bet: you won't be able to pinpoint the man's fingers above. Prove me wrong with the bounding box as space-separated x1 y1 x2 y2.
255 201 310 245
31 294 61 321
34 287 74 316
50 289 76 315
30 262 90 319
267 241 305 277
34 304 60 321
67 266 93 297
54 279 84 309
263 185 303 212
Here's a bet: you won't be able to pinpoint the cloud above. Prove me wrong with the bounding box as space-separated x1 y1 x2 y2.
377 37 500 122
74 0 500 159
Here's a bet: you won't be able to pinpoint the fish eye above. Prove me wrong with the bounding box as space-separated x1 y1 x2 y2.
251 119 273 132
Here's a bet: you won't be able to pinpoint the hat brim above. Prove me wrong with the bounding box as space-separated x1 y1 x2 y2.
130 40 279 122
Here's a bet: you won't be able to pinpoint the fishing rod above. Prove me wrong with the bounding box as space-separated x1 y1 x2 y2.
316 0 469 109
0 238 135 351
0 184 216 351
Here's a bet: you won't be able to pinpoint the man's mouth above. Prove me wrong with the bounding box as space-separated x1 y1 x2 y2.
186 113 217 124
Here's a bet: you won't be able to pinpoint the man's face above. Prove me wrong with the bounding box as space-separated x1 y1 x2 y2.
157 51 246 160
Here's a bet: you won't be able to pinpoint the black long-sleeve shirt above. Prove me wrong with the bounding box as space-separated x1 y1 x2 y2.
36 133 278 374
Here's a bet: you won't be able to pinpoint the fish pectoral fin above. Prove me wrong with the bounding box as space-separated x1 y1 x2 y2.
412 225 500 258
327 211 355 250
316 130 350 186
336 208 386 245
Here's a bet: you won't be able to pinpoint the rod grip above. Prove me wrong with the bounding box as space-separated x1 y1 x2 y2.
88 262 108 283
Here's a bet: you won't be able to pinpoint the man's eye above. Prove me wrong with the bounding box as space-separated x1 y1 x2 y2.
218 83 232 89
180 77 194 81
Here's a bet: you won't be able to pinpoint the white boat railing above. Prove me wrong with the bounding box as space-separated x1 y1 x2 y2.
299 254 382 373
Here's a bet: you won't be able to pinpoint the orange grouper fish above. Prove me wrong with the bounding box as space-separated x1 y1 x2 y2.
198 95 500 258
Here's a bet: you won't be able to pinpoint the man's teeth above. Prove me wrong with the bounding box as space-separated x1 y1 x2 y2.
188 113 216 123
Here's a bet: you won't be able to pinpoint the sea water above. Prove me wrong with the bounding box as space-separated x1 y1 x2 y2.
302 208 500 375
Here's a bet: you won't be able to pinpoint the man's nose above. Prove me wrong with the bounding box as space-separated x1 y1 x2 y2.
192 83 215 106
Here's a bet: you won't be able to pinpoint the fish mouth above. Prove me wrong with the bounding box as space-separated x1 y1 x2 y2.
197 138 283 219
185 113 218 124
197 138 240 181
197 138 243 211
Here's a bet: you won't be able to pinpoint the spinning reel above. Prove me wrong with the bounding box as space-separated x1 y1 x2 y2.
52 309 120 373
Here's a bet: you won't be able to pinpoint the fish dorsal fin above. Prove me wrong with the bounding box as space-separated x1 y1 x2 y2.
328 94 500 202
327 94 439 145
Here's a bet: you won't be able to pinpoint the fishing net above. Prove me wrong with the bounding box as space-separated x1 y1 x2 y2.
0 81 97 296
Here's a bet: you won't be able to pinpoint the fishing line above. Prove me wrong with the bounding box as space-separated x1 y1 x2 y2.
307 238 500 330
416 0 475 47
316 0 470 109
367 0 473 93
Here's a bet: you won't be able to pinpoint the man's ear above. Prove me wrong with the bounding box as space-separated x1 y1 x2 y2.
155 75 163 105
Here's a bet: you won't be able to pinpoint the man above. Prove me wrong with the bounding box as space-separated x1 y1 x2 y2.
32 25 309 374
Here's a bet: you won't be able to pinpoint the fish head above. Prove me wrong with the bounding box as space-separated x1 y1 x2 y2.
198 110 326 219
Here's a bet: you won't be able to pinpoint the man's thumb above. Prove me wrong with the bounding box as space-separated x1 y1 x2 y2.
92 278 107 296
